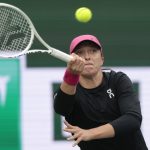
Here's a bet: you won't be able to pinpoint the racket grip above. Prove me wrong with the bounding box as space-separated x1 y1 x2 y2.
50 48 73 63
63 69 79 85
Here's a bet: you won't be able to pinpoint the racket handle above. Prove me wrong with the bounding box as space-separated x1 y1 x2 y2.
50 48 72 62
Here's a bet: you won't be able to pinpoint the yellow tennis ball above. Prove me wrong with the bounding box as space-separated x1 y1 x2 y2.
75 7 92 23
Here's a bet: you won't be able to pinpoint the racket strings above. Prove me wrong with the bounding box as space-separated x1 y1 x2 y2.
0 6 32 56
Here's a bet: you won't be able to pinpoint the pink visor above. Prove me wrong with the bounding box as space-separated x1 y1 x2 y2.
70 34 102 53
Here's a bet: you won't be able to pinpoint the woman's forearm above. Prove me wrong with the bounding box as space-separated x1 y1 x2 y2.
60 81 77 95
89 123 115 140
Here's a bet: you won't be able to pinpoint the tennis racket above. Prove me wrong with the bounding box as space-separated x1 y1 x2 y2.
0 3 72 62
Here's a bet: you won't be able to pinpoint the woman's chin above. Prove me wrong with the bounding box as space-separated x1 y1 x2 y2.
82 69 95 77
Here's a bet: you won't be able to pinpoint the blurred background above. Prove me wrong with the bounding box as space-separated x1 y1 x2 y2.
0 0 150 150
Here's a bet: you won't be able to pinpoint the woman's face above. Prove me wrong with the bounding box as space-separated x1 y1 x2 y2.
75 42 104 77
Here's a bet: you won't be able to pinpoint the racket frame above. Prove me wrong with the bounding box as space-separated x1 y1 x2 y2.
0 3 72 62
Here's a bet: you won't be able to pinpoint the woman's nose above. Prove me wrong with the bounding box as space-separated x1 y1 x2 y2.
84 51 90 60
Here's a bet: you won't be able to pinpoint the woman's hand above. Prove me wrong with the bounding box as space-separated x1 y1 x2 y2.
63 120 115 147
67 53 85 75
63 120 92 147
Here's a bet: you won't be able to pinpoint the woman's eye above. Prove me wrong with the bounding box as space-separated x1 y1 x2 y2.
92 49 98 52
76 50 82 55
89 49 97 53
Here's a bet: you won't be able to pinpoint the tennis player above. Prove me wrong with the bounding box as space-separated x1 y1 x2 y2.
54 34 148 150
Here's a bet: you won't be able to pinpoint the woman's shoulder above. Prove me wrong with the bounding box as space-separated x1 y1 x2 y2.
102 68 132 86
102 69 128 79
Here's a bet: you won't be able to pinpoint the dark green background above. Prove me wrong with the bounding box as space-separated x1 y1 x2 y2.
3 0 150 67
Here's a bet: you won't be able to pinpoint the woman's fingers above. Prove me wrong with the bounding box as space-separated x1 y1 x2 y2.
72 137 82 147
67 132 80 141
64 120 74 128
64 121 90 147
64 128 77 133
67 53 85 74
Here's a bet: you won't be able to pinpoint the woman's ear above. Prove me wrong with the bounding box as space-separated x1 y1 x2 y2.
101 52 104 65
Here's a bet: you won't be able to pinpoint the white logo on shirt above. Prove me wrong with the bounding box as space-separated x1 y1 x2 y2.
53 92 57 99
107 89 115 99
